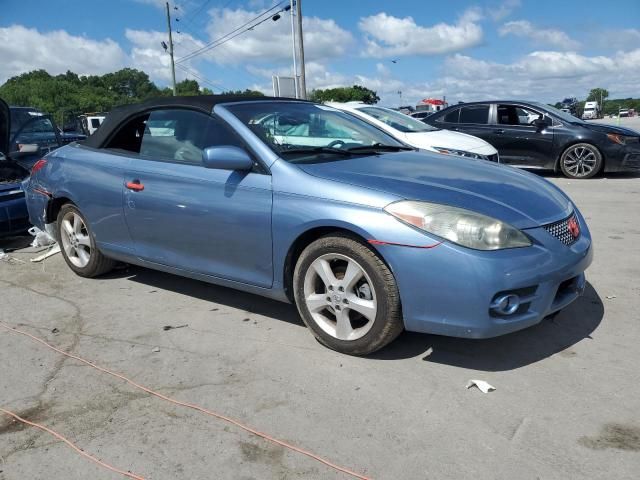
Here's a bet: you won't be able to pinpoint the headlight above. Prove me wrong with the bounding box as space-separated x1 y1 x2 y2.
384 201 532 250
432 146 488 160
607 133 638 145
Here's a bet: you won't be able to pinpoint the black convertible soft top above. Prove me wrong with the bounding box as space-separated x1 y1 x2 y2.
83 94 303 149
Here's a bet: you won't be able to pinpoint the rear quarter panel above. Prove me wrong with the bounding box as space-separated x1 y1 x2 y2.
28 144 133 252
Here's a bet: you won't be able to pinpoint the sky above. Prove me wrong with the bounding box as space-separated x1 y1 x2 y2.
2 0 640 107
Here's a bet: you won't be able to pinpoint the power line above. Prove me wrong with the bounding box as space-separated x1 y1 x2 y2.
176 1 286 64
175 63 229 92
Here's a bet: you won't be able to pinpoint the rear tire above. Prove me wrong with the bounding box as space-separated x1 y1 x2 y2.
559 143 602 179
57 204 115 277
293 234 403 355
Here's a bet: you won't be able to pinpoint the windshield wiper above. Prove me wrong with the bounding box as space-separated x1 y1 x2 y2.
280 146 354 157
346 143 415 153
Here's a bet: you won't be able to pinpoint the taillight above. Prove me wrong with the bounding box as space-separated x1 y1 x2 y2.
31 159 48 175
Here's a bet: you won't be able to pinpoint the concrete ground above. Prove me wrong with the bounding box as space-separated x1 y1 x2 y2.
590 115 640 131
1 173 639 480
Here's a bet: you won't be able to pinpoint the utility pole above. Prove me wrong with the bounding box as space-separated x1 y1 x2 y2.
166 1 177 96
289 0 298 98
294 0 306 99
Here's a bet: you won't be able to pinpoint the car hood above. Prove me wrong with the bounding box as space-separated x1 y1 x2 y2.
407 129 496 154
298 151 572 229
580 122 639 137
0 98 8 155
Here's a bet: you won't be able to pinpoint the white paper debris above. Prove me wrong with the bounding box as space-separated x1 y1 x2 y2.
30 244 61 263
466 379 496 393
28 226 56 248
606 295 616 299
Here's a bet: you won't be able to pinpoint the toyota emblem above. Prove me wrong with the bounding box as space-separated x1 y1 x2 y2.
568 217 580 239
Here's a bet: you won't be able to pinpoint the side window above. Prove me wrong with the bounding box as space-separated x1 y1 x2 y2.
105 114 150 153
139 109 247 165
459 105 489 124
440 108 460 123
497 105 544 126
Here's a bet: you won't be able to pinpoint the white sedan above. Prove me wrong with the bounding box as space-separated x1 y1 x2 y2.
327 102 499 161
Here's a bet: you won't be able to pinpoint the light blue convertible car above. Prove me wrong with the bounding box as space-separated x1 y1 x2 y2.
26 96 593 355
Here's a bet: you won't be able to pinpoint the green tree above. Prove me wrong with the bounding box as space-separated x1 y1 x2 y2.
309 85 380 104
220 88 265 96
586 88 609 103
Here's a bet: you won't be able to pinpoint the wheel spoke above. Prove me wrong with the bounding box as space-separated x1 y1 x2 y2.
77 247 90 266
76 234 91 247
306 293 329 313
312 258 337 289
346 295 377 322
64 243 75 257
62 219 74 236
335 309 353 340
341 260 364 291
72 213 83 234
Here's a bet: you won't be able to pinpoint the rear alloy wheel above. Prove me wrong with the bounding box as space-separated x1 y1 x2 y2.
293 235 403 355
559 143 602 179
57 204 115 277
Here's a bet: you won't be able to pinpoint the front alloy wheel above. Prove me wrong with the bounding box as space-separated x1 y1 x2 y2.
560 143 602 179
303 253 377 341
294 234 403 355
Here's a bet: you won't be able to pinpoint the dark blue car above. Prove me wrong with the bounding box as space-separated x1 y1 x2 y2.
1 101 78 237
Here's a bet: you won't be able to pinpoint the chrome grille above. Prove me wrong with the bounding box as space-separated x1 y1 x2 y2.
543 213 579 246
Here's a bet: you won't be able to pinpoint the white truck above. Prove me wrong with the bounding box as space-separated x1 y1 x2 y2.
582 101 601 120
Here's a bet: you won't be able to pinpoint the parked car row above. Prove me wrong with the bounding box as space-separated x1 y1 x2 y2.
25 95 594 355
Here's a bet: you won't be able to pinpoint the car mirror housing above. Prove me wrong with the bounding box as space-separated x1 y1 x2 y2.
202 146 253 171
533 118 550 130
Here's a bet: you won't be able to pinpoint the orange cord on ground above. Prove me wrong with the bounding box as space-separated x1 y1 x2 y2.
0 407 146 480
0 322 372 480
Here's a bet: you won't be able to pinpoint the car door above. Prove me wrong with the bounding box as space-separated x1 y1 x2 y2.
122 108 274 288
432 104 498 144
490 103 554 167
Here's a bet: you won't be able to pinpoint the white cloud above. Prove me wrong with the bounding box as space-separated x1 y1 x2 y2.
358 9 483 58
197 7 353 65
593 28 640 51
0 25 127 83
499 20 580 50
489 0 521 21
125 29 205 83
440 49 640 102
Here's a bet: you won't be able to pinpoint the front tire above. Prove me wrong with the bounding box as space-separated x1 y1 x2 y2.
57 204 115 277
293 234 403 355
559 143 602 179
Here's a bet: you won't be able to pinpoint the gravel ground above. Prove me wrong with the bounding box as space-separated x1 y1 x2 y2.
1 172 639 480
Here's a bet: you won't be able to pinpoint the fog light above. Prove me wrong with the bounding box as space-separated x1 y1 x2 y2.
490 294 521 316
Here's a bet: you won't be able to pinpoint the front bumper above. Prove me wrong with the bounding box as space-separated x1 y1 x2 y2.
602 141 640 172
378 211 593 338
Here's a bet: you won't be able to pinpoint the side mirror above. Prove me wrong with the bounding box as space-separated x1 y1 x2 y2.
202 146 254 171
533 118 549 130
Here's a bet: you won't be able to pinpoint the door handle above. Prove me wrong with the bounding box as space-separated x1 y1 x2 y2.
493 129 505 134
125 180 144 192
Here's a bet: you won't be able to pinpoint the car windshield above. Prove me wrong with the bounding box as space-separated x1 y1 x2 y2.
356 106 437 133
10 108 44 135
532 102 586 124
225 102 409 163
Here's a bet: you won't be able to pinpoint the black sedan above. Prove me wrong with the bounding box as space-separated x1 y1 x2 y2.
425 100 640 179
